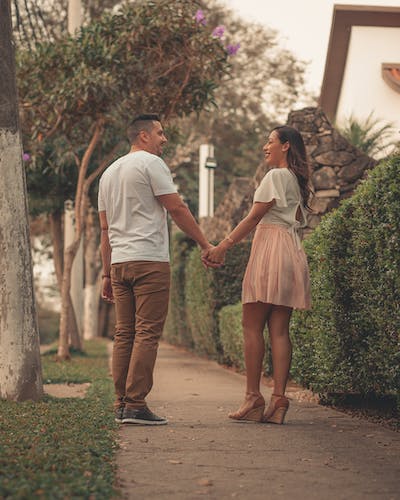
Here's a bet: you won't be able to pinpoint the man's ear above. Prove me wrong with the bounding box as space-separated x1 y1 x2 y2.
139 130 149 142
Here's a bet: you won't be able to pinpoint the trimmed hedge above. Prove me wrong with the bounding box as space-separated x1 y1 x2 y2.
291 155 400 397
184 239 252 358
164 230 196 348
219 303 245 369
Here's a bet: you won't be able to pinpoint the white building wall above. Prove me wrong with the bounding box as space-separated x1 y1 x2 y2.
336 26 400 153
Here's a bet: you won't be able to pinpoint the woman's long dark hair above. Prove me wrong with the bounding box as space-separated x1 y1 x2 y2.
272 126 312 209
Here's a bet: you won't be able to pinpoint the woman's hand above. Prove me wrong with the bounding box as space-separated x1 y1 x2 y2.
206 241 229 265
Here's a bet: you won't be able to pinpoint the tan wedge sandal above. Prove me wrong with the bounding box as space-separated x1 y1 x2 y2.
228 396 265 422
263 394 289 424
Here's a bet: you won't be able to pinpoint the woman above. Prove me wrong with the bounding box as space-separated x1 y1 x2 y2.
206 126 311 424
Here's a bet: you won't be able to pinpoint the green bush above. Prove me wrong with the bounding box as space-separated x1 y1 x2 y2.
184 241 252 358
291 155 400 397
219 302 245 370
164 231 196 348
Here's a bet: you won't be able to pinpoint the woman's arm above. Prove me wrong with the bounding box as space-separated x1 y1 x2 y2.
207 200 275 263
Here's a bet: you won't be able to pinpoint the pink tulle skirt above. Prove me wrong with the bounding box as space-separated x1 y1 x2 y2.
242 224 311 310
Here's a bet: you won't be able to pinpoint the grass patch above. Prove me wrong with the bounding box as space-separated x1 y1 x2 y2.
0 339 118 499
42 341 106 384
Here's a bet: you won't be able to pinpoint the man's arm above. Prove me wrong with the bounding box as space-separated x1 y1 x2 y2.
157 193 214 257
98 210 113 302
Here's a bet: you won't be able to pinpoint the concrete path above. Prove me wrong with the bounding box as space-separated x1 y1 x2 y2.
116 343 400 500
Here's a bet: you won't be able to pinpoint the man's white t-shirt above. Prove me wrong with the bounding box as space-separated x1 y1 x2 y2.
98 150 177 264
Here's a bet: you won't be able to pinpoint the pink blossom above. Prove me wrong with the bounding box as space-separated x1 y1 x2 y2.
195 9 206 25
226 43 240 56
212 25 225 39
22 153 31 162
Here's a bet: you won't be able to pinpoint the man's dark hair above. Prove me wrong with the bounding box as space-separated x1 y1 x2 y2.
127 114 160 143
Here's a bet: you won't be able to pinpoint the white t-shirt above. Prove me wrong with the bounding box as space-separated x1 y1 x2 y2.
98 150 177 264
254 167 308 228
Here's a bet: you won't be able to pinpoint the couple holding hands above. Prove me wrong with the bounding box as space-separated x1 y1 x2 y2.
99 114 311 426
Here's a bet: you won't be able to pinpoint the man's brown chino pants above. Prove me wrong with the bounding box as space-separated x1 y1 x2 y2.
111 261 170 409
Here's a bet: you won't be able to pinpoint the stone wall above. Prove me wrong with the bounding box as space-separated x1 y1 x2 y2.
201 107 377 241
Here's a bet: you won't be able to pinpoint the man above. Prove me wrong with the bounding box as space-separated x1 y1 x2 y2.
98 114 214 425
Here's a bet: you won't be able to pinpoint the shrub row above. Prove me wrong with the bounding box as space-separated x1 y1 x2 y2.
165 156 399 399
291 155 400 397
164 234 252 361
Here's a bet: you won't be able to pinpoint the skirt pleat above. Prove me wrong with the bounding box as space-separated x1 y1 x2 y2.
242 224 311 310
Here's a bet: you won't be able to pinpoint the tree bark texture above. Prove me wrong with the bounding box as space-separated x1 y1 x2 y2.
49 211 81 350
57 240 80 360
57 121 104 359
83 204 101 340
0 0 43 401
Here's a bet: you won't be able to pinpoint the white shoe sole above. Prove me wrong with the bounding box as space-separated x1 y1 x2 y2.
122 418 168 425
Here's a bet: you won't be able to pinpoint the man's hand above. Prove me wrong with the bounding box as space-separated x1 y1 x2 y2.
206 241 228 266
201 245 223 269
101 276 114 303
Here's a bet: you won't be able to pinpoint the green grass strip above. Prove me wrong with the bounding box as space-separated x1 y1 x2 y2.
0 339 118 499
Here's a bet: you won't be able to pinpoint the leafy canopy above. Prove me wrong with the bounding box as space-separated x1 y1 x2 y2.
17 0 231 148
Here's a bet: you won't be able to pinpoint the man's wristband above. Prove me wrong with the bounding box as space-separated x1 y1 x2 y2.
102 275 111 279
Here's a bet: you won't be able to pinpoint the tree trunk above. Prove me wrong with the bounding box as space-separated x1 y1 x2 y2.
0 0 43 401
49 211 81 350
57 240 80 360
57 117 105 359
68 294 82 350
83 204 101 340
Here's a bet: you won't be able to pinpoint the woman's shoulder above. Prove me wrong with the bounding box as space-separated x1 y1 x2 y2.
262 167 292 183
264 167 291 177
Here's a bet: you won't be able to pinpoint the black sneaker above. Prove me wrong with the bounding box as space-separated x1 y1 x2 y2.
122 406 168 425
115 407 124 423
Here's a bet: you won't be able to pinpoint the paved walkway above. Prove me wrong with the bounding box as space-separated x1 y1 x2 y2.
116 342 400 499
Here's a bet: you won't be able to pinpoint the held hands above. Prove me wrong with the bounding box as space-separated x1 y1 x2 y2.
201 241 229 268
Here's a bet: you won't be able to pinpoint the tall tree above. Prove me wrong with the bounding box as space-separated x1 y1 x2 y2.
166 0 312 213
0 0 42 401
17 0 231 359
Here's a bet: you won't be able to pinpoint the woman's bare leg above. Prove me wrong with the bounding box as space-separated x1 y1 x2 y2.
229 302 270 417
243 302 271 394
267 305 293 396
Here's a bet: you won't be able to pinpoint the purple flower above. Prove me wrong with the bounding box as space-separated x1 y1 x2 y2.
212 25 225 39
195 9 206 25
22 153 31 162
226 43 241 56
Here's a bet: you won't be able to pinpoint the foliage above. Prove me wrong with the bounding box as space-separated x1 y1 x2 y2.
16 0 233 357
219 302 245 370
184 247 217 356
337 112 397 158
168 0 311 211
17 0 230 149
17 0 233 216
164 230 196 348
183 239 251 358
291 155 400 398
0 340 118 498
